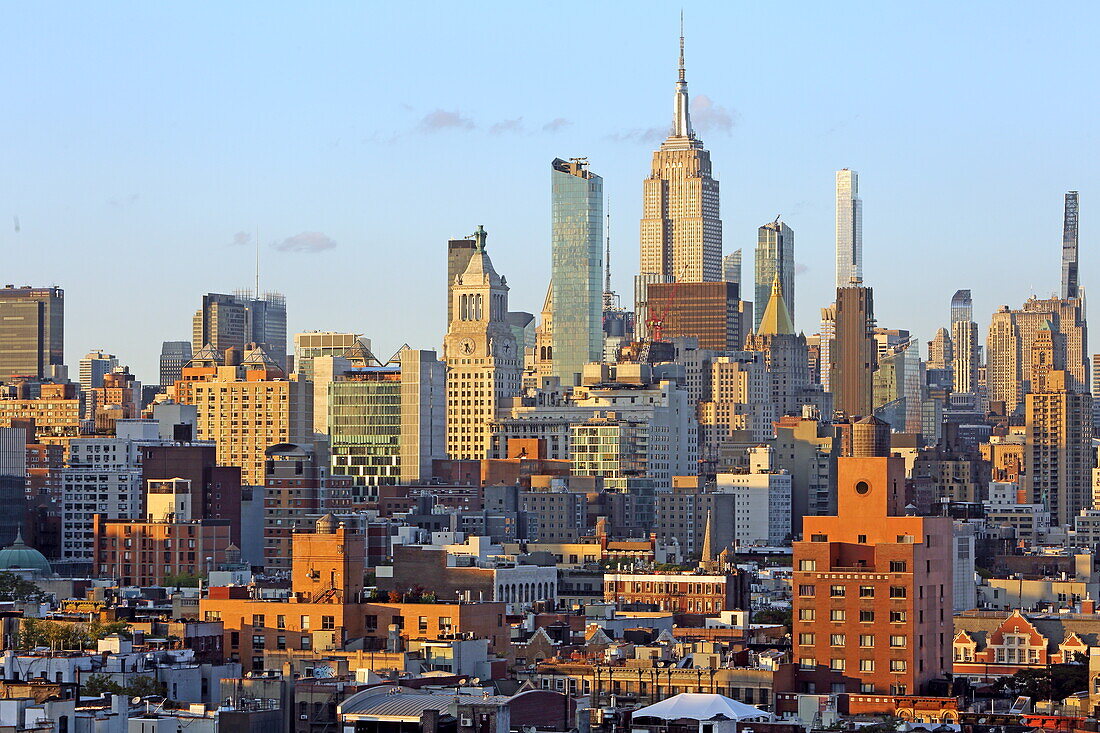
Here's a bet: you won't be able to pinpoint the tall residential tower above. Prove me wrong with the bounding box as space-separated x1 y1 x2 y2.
1062 191 1080 300
835 169 862 288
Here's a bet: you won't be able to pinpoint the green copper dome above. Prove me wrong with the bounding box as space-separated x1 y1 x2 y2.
0 531 51 576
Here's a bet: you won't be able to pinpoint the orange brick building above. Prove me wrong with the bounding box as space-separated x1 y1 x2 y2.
92 515 233 587
199 517 508 671
792 452 953 704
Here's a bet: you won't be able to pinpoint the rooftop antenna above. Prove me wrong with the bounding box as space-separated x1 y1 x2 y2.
605 197 612 295
255 227 260 297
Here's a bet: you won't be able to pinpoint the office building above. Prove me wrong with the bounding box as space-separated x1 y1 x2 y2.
0 286 64 381
159 341 192 389
78 351 117 393
830 283 876 418
873 338 924 434
550 157 604 387
1023 370 1093 527
792 448 953 703
819 306 836 391
645 281 747 351
637 29 722 324
835 169 862 288
1062 191 1080 300
754 219 794 331
328 348 445 495
723 249 741 287
698 352 775 449
926 329 952 372
443 226 521 460
293 332 371 380
192 291 288 369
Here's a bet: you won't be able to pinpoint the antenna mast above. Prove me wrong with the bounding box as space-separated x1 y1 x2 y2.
255 228 260 297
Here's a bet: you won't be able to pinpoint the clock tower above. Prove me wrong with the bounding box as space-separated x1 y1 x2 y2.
443 226 521 459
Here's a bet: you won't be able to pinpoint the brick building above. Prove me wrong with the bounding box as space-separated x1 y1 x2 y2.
92 515 232 587
792 450 953 705
200 517 509 671
603 567 749 614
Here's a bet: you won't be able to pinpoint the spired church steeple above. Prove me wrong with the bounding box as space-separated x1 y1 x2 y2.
443 226 521 460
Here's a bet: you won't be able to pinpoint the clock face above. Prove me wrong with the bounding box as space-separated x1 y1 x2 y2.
458 338 476 355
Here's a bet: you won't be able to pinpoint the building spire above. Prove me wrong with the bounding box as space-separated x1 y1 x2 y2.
672 11 693 138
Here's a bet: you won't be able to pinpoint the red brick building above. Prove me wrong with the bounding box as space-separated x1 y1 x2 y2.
792 451 953 704
92 515 233 587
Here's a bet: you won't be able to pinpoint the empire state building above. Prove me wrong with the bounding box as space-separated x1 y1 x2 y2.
639 29 723 285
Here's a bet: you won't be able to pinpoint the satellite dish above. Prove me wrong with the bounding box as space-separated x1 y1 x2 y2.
131 696 142 705
470 677 481 685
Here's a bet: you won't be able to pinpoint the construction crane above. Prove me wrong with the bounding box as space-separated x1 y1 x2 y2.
639 264 688 363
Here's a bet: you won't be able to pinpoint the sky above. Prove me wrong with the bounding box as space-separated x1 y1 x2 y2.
1 1 1098 381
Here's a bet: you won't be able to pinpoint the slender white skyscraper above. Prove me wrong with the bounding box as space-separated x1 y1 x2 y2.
835 169 862 288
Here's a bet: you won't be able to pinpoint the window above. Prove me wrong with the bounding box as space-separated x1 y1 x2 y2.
276 615 286 629
321 616 335 630
830 659 845 671
799 658 816 670
860 683 876 693
890 611 907 623
830 634 845 647
418 616 429 632
365 614 378 631
798 609 816 621
890 586 907 599
301 615 310 630
890 560 907 572
798 560 817 571
890 660 907 672
857 534 867 543
811 534 828 542
798 584 816 597
276 636 286 650
252 614 265 627
859 634 874 647
252 634 265 649
798 633 815 645
890 635 907 648
439 616 453 632
830 609 846 622
301 636 311 650
859 610 875 622
859 585 875 598
830 585 845 597
860 659 875 672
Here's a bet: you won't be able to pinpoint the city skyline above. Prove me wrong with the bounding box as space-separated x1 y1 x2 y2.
0 2 1097 381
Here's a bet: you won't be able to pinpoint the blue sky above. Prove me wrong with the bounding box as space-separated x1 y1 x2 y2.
1 1 1098 380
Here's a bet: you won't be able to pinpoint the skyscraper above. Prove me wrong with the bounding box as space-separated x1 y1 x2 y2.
443 226 521 459
949 289 979 397
638 28 722 287
79 350 118 392
192 291 287 368
950 289 973 326
830 283 875 418
1062 191 1080 300
0 286 65 381
447 237 479 326
754 219 794 332
550 157 604 387
722 249 741 286
159 341 192 388
835 169 862 288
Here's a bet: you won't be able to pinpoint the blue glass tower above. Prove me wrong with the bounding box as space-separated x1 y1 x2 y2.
551 158 604 386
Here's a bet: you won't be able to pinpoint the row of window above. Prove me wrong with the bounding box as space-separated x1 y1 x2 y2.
798 632 907 647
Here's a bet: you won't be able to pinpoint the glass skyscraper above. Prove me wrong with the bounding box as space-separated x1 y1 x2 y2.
835 169 862 288
754 220 794 332
550 157 603 387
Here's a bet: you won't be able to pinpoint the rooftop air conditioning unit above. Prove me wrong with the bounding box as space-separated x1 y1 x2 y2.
460 718 473 726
